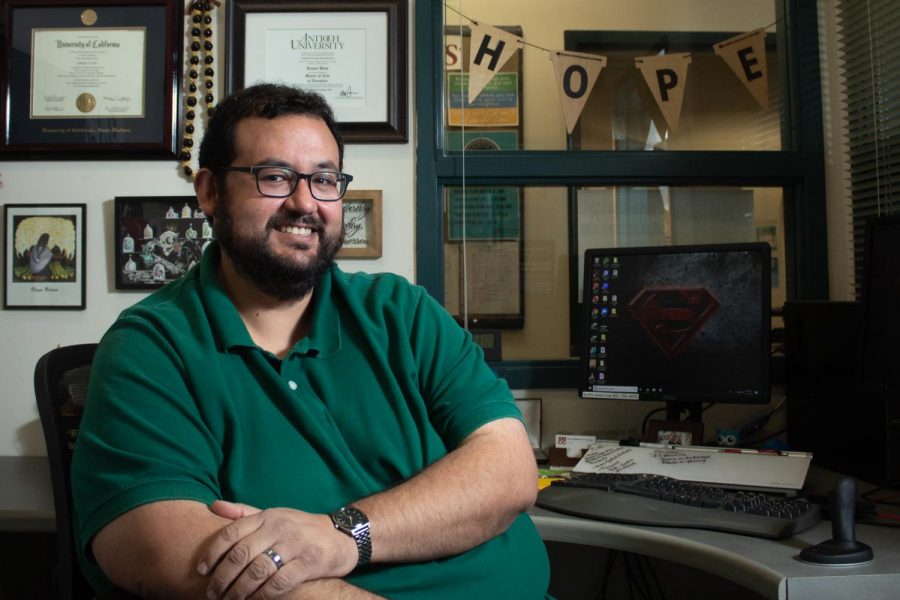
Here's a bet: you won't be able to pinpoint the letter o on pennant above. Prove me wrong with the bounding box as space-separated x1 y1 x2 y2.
563 64 589 99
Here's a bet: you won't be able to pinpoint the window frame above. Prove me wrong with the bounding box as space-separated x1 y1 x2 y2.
415 0 827 389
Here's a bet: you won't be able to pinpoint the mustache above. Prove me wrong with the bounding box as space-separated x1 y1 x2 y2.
268 213 323 231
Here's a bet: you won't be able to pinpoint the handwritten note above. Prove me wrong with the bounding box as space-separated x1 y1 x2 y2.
342 200 371 248
580 445 639 472
574 441 812 490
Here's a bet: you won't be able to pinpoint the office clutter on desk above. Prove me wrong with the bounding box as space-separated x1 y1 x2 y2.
547 433 597 467
538 469 568 491
574 440 812 490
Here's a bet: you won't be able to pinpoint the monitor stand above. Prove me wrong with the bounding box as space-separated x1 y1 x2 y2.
658 400 705 445
666 400 703 424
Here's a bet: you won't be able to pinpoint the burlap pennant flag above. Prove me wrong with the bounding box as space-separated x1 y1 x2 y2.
634 53 692 133
714 28 769 109
467 22 523 104
550 51 607 134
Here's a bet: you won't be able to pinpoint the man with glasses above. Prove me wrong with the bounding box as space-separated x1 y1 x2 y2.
72 83 550 599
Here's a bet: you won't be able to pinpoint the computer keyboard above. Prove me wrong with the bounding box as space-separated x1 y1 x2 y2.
537 473 821 539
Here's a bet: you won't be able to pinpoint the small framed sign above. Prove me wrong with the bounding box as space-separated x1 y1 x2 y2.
3 203 86 309
338 190 382 258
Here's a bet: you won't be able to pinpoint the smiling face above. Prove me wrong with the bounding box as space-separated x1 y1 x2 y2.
204 114 345 300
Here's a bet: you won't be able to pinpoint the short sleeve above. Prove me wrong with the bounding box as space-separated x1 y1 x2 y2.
72 316 222 555
406 288 523 448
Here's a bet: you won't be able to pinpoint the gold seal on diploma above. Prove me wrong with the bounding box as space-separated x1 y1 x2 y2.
76 93 97 113
81 9 98 26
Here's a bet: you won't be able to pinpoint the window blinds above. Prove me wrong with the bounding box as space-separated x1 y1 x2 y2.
836 0 900 294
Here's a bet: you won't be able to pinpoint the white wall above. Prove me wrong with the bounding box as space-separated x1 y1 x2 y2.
0 2 417 456
0 144 416 457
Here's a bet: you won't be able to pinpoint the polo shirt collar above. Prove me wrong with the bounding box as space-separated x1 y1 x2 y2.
198 241 341 358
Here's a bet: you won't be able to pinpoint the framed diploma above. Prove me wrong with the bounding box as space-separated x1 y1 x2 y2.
3 203 86 310
226 0 408 143
0 0 181 159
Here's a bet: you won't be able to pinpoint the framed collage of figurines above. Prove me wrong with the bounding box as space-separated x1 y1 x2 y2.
114 196 212 290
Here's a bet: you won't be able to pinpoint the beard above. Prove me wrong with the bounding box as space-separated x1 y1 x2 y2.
213 194 344 301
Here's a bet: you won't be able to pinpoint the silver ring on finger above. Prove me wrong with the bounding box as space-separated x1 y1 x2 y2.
262 547 285 570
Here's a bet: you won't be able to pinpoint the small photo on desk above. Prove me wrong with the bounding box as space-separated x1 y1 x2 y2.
646 419 704 446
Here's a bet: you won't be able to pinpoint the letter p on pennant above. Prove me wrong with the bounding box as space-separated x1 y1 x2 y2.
635 53 692 134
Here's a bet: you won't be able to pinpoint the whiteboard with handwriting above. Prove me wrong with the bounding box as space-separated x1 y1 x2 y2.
573 441 812 490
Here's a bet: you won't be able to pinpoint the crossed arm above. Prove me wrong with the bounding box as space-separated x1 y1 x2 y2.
91 417 538 599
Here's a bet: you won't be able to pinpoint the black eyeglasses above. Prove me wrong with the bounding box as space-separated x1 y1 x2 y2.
217 165 353 201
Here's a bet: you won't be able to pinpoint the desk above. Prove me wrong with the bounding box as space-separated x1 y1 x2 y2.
0 456 57 599
2 456 898 599
0 456 55 532
530 507 900 600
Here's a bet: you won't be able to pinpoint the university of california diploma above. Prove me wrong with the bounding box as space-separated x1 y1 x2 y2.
30 27 146 119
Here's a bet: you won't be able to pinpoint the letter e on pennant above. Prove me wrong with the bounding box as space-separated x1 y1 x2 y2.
714 28 769 109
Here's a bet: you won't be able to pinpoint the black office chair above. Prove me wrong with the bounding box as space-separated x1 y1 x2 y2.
34 343 99 600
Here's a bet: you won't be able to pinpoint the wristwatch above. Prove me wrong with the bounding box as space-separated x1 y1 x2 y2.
329 505 372 568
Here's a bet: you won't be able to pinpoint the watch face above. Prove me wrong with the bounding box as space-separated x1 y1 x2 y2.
335 506 367 529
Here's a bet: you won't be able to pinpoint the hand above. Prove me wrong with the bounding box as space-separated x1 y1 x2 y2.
197 502 359 599
210 499 261 520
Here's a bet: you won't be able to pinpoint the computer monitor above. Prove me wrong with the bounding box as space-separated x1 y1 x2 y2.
579 243 772 423
859 213 900 399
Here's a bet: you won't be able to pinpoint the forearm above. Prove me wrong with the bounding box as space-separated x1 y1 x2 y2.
356 417 537 563
92 500 377 600
292 578 385 599
92 500 224 598
189 418 535 599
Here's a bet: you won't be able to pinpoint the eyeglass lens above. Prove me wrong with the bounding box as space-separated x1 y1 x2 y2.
256 167 347 200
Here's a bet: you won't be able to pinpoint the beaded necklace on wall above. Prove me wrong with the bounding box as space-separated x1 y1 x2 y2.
180 0 218 179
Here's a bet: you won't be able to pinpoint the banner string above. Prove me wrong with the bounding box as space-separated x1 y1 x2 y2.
441 0 809 65
456 0 469 331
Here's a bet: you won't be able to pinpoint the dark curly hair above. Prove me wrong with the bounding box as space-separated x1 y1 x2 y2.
198 83 344 174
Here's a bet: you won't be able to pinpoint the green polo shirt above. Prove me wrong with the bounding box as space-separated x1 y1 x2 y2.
72 242 550 598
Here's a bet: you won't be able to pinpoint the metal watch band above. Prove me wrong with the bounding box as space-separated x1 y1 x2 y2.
352 522 372 567
331 506 372 568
